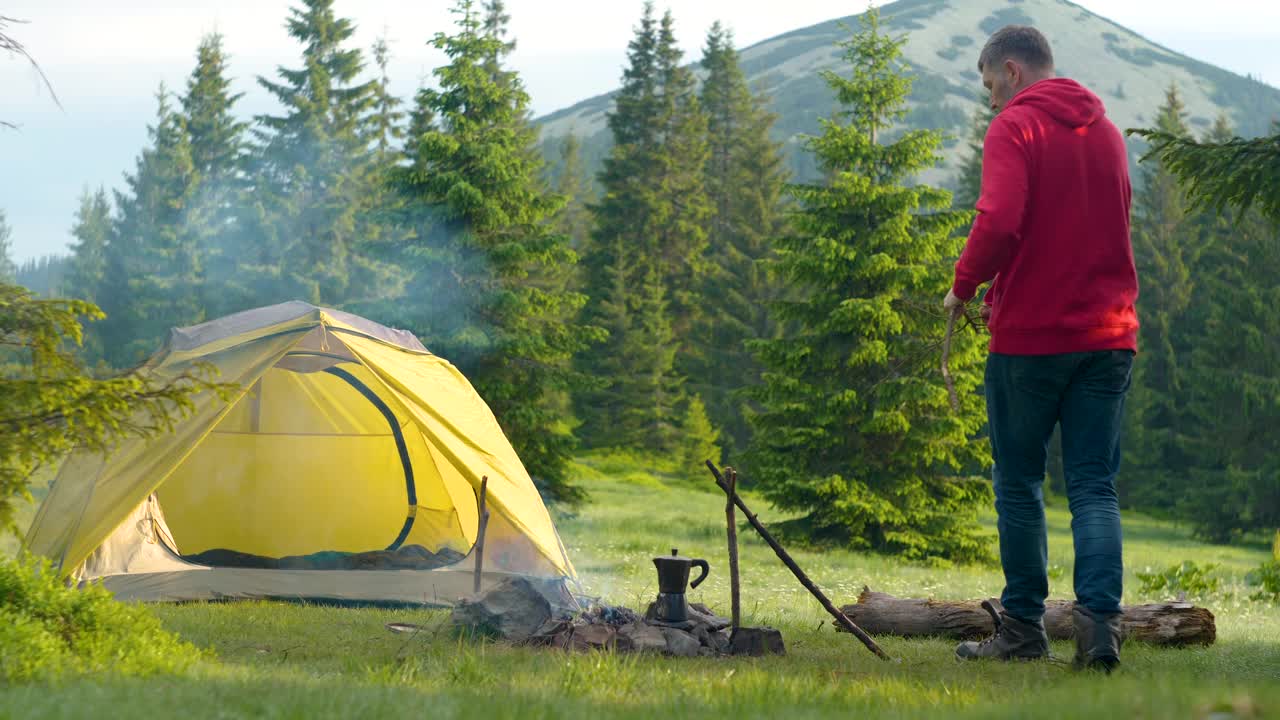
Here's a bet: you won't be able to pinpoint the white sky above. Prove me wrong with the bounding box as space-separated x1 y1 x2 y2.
4 0 1280 261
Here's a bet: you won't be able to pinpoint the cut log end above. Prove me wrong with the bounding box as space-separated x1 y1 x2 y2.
839 590 1215 647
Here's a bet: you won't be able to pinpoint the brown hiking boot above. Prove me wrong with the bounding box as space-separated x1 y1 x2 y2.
1072 603 1123 673
955 599 1050 661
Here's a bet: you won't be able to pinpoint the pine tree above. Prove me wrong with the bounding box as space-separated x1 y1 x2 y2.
0 210 15 283
179 33 248 317
182 34 245 185
575 249 688 455
1124 85 1202 512
680 394 722 482
577 3 711 451
249 0 390 308
551 133 592 250
745 11 991 563
367 36 406 164
651 10 712 339
97 88 203 368
695 22 789 458
575 1 661 449
952 102 995 214
618 265 686 451
393 0 600 502
64 188 113 359
66 189 113 306
576 238 639 448
481 0 517 84
351 34 412 304
1171 115 1280 541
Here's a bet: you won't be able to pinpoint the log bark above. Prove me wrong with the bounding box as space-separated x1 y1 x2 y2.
839 588 1216 647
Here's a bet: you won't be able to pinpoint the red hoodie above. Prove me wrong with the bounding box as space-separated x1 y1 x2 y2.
952 78 1139 355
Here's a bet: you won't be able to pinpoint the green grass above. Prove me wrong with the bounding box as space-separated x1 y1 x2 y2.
2 458 1277 718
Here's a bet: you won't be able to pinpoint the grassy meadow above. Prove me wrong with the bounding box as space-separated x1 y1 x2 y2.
2 454 1277 719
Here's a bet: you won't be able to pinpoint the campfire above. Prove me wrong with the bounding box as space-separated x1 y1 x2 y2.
447 462 890 659
450 576 783 657
536 598 735 657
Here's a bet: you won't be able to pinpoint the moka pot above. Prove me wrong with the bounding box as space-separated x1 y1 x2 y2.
652 548 710 623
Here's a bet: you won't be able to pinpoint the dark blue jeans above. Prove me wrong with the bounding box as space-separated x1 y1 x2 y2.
985 350 1133 622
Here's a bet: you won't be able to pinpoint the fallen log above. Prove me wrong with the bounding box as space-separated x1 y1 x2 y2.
839 588 1215 647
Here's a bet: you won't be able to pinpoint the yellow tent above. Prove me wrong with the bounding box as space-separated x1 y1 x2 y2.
24 302 576 605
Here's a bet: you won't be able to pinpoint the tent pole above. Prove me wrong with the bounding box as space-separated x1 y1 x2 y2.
473 476 489 595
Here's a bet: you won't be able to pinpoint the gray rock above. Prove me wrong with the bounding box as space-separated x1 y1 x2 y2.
688 603 731 631
617 622 667 653
529 618 571 645
710 628 732 654
451 577 553 641
691 624 731 655
568 623 618 651
617 622 657 652
660 626 703 657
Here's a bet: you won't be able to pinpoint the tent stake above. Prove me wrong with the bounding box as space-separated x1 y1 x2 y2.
474 476 490 595
705 461 891 661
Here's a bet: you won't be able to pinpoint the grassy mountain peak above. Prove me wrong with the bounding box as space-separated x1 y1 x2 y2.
537 0 1280 186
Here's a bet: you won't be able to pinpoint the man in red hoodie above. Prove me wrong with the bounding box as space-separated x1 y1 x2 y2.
946 26 1139 672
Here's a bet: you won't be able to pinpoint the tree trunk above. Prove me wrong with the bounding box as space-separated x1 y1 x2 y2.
839 589 1215 647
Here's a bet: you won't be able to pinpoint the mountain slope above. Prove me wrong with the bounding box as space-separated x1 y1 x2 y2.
536 0 1280 186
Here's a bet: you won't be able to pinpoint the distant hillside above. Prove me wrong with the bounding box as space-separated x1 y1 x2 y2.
536 0 1280 187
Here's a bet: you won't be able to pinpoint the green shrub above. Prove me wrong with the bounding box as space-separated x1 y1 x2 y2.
1245 560 1280 603
1136 561 1220 597
0 555 204 683
0 608 64 683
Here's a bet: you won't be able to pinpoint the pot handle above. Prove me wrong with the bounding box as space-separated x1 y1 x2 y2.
689 558 710 589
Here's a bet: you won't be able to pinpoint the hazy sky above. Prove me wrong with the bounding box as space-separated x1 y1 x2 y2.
4 0 1280 262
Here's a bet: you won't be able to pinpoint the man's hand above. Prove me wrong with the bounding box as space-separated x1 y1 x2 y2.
944 288 967 314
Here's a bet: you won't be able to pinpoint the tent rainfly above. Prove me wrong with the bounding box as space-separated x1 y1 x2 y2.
24 302 577 606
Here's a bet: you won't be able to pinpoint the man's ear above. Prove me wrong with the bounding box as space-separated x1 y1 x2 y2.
1004 58 1021 85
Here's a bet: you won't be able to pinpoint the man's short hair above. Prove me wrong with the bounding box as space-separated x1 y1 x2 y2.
978 25 1054 72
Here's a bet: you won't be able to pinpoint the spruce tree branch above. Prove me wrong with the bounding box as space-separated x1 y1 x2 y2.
0 368 233 434
1127 128 1280 223
1 15 62 121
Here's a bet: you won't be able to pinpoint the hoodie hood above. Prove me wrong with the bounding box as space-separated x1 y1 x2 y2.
1006 77 1106 129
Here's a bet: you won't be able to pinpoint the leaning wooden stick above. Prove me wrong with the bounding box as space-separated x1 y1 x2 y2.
473 476 490 595
705 461 890 661
942 306 960 412
724 466 741 634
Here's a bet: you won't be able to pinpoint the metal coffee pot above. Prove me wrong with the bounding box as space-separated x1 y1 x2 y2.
652 548 710 624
